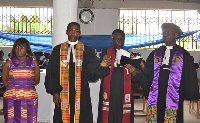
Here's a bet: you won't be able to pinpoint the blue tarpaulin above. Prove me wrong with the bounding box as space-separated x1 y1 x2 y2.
0 32 52 52
0 30 199 52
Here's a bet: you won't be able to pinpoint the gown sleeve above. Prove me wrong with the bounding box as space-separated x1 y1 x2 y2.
82 46 110 82
136 50 155 96
182 51 200 100
44 45 63 95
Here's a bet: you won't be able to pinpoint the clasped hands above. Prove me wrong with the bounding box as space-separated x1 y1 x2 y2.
100 54 112 67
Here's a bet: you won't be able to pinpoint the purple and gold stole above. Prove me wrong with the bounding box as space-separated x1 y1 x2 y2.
146 46 184 123
102 47 132 123
60 41 84 123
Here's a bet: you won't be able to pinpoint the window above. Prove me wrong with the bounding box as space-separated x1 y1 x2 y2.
119 10 200 49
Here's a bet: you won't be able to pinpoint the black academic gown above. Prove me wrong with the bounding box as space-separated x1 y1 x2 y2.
44 44 109 123
138 45 200 123
97 48 136 123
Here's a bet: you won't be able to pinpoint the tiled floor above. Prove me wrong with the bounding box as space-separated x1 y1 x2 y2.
0 97 199 123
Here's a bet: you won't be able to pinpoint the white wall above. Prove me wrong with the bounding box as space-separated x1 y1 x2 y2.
78 8 119 35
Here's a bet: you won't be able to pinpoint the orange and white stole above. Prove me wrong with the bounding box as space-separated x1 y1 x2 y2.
102 47 132 123
60 41 84 123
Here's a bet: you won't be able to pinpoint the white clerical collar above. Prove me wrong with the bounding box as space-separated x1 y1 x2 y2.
162 46 173 65
67 40 78 63
68 40 78 45
166 46 173 49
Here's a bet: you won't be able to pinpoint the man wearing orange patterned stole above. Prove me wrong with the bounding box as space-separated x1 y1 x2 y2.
44 22 111 123
3 38 40 123
97 29 137 123
135 23 200 123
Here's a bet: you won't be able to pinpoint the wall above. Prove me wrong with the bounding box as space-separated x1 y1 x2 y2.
78 8 119 35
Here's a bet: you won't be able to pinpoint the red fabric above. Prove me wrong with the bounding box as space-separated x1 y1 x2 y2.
122 68 131 123
102 47 131 123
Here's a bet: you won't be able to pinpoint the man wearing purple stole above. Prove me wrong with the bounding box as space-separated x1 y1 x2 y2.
136 23 200 123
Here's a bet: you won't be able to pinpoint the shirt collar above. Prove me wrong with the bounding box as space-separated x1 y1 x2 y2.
68 40 78 46
166 46 173 50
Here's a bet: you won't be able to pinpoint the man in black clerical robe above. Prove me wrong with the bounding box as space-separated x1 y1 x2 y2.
44 22 110 123
97 29 137 123
136 23 200 123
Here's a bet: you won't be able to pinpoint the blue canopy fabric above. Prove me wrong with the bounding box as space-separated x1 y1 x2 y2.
0 30 199 52
124 30 200 50
79 30 200 51
0 32 52 52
